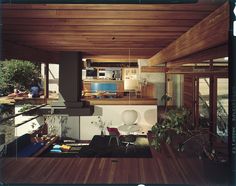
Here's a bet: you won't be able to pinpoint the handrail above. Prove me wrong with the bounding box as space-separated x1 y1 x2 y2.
14 116 40 128
0 104 47 124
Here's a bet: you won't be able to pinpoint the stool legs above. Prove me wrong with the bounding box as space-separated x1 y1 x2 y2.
108 136 119 146
116 136 119 146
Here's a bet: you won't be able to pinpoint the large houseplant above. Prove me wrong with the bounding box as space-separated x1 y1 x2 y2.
151 106 227 164
151 107 190 150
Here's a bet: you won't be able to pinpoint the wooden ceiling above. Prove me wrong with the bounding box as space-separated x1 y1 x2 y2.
2 0 226 62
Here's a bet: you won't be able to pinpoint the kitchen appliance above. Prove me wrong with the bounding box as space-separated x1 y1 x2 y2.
98 70 106 79
86 68 97 79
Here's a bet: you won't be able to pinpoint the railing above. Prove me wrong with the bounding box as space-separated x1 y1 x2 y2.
0 104 47 145
0 104 46 124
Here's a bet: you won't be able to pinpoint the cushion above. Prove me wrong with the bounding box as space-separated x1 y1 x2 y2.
6 134 32 156
17 143 44 157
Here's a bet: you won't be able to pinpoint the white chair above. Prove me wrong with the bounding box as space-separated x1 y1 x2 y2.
118 110 140 134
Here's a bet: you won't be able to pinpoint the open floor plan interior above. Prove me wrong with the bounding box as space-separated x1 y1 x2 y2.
0 0 231 185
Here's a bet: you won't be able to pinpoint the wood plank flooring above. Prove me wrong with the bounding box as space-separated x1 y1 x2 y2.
1 142 228 185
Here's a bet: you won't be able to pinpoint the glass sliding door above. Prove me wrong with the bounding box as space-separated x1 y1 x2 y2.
194 76 228 137
198 78 210 128
216 78 228 137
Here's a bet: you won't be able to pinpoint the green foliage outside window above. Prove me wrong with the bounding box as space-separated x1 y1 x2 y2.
0 59 40 95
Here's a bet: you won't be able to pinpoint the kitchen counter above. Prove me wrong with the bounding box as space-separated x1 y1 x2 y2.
83 79 123 82
83 97 157 105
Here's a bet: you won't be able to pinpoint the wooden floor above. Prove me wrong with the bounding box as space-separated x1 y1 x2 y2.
0 143 228 185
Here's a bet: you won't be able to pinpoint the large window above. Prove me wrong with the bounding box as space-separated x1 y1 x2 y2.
194 75 228 137
216 78 228 136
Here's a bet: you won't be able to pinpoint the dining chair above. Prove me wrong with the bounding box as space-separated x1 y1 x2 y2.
107 127 121 146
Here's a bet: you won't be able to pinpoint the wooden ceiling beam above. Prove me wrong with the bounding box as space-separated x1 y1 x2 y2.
167 44 228 67
3 34 177 39
85 55 140 61
83 48 150 52
3 10 209 20
2 41 59 63
148 2 229 66
141 66 166 73
4 37 171 44
3 31 183 36
4 36 175 43
3 18 201 26
89 58 138 63
11 42 164 48
2 3 222 11
167 67 228 74
3 25 191 32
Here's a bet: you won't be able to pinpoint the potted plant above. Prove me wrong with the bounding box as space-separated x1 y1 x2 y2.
151 107 190 150
161 93 172 112
151 106 228 183
91 116 112 136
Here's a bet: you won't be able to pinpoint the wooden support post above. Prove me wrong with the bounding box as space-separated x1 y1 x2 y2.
44 63 49 99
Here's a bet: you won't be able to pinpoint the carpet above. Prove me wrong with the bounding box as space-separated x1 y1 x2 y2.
40 135 152 158
77 135 152 158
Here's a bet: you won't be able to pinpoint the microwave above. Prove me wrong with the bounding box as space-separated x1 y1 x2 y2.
85 68 97 79
98 71 106 78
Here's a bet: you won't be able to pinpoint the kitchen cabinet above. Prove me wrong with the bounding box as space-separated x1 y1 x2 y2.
82 79 124 98
141 83 155 98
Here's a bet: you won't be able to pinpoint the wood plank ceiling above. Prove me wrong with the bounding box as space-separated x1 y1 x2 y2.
2 0 226 62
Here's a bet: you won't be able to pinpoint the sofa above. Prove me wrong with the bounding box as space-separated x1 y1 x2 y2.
6 134 44 157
